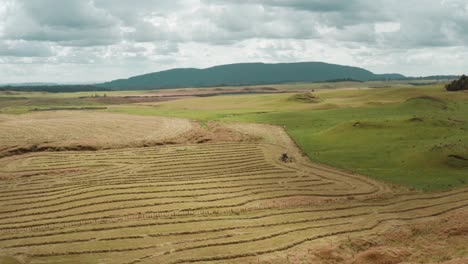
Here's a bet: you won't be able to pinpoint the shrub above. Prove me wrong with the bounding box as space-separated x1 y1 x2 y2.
446 75 468 91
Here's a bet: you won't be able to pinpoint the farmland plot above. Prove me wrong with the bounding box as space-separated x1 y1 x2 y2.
0 112 466 264
0 111 193 157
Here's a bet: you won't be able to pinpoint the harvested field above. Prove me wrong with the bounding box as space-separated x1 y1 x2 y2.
0 114 466 263
0 111 195 157
136 86 306 97
81 86 309 106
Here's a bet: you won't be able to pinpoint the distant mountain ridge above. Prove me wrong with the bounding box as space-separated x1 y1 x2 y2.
98 62 407 90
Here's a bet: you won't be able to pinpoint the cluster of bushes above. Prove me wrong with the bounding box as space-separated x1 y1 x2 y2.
446 75 468 91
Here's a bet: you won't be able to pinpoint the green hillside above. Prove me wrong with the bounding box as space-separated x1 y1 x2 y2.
98 62 406 90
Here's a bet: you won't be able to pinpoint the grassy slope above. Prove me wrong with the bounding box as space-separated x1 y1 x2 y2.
239 100 467 190
1 84 466 190
107 86 468 191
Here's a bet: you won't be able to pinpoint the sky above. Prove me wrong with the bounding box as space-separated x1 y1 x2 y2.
0 0 467 83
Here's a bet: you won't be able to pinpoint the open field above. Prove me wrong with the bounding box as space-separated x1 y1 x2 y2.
1 84 467 190
1 0 467 263
0 82 467 263
0 111 196 157
104 85 468 190
0 80 451 114
0 113 466 263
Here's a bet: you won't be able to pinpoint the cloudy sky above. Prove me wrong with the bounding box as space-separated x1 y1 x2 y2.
0 0 467 83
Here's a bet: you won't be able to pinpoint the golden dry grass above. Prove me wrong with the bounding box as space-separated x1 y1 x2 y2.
0 111 193 156
0 111 466 264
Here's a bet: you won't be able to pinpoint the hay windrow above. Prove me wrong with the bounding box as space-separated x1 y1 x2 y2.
0 112 466 264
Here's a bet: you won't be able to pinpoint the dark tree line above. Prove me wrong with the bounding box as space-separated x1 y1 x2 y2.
0 85 111 93
446 75 468 91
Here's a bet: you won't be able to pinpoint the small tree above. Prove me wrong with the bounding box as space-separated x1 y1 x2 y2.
446 75 468 91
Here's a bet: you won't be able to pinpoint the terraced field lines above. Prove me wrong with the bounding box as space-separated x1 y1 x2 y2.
0 142 466 264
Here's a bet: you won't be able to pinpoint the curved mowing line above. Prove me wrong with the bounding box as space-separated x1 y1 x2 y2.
3 184 464 232
2 143 270 165
55 160 282 183
0 187 349 221
0 186 330 225
165 203 468 264
5 177 323 207
62 163 285 185
169 222 352 254
1 140 464 264
0 184 334 229
0 178 375 220
299 161 386 190
4 157 272 181
26 222 351 258
2 147 264 169
0 185 84 198
0 168 464 228
0 211 371 244
0 170 300 206
18 203 468 261
2 189 467 244
0 173 306 214
0 171 292 203
64 166 291 184
1 192 466 242
6 181 327 210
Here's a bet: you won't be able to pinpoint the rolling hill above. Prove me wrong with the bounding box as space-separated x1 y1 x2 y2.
98 62 406 90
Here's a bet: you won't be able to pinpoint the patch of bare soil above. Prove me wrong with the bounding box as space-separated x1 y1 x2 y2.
80 87 307 105
170 121 261 145
448 154 468 161
351 246 410 264
352 121 385 128
406 96 446 104
0 144 99 159
139 86 310 97
408 117 424 122
224 122 309 161
84 95 186 104
355 210 468 262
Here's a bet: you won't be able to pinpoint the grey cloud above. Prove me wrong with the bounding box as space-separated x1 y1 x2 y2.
2 0 122 46
0 0 468 82
204 0 386 27
21 0 116 28
374 0 468 48
203 0 468 48
266 0 358 12
0 40 54 57
3 0 467 48
203 0 357 12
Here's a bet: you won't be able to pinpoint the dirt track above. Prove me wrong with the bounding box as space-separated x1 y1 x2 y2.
0 112 466 264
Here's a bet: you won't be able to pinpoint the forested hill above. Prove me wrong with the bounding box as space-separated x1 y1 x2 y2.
98 62 406 90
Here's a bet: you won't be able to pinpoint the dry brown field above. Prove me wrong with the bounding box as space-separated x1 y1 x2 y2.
0 111 466 264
